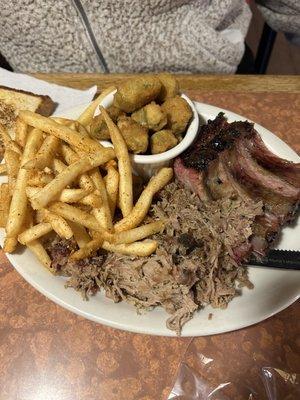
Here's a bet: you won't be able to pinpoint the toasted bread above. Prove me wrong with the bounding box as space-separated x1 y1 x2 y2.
0 86 56 157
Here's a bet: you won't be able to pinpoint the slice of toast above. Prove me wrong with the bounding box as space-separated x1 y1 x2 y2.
0 86 56 157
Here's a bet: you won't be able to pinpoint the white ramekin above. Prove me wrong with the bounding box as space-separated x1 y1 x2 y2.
95 89 199 179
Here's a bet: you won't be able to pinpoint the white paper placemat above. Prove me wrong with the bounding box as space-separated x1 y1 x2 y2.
0 67 97 114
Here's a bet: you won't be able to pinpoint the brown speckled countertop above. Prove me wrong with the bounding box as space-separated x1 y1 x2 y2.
0 76 299 400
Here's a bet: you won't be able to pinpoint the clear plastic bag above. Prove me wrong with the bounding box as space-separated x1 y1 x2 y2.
168 338 300 400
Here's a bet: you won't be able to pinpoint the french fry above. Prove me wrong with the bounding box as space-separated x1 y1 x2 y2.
21 204 34 230
0 163 7 174
0 123 22 155
4 149 20 193
43 209 73 240
68 121 77 130
15 117 28 147
60 144 95 191
4 149 20 178
105 159 118 170
4 128 44 252
57 188 91 203
68 221 90 248
102 240 157 257
52 158 67 174
62 143 107 176
77 86 116 126
35 209 46 224
100 106 133 217
51 117 73 126
0 183 10 227
0 123 16 146
81 149 116 169
90 168 113 231
78 175 95 192
70 237 103 260
91 208 106 231
19 111 103 153
70 146 86 158
26 187 40 198
53 117 90 137
4 237 18 253
60 143 79 164
48 202 113 240
77 122 89 137
20 128 44 165
29 159 89 209
23 135 60 170
115 167 173 232
112 221 164 244
26 187 90 203
69 121 89 137
29 148 115 209
27 170 54 187
104 163 119 216
18 222 52 245
27 239 53 271
79 192 102 208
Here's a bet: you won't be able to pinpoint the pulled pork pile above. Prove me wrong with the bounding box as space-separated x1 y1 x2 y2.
45 182 263 334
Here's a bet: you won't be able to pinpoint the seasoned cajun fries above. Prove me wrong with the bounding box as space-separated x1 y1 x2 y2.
0 89 172 270
29 148 115 210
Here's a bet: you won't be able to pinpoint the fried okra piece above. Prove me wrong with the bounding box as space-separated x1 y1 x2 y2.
117 116 148 154
157 73 179 102
131 102 167 132
150 129 178 154
161 96 193 135
113 76 161 113
90 106 124 140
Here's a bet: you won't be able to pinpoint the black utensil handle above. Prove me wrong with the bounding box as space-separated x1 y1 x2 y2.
249 249 300 270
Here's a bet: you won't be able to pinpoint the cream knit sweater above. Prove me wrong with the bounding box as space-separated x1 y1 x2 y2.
0 1 298 74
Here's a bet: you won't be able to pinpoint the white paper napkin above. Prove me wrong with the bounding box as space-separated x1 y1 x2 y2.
0 68 97 114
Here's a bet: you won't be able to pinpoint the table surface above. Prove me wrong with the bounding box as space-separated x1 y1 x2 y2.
0 74 299 400
32 73 300 92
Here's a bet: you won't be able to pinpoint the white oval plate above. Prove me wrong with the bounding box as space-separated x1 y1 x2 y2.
1 102 299 337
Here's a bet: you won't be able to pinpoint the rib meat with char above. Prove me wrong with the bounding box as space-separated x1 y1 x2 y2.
174 113 300 261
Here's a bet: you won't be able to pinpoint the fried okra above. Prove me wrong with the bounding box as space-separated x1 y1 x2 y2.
113 76 161 113
131 102 167 131
90 106 124 140
161 96 192 135
157 73 179 102
117 116 148 154
150 129 178 154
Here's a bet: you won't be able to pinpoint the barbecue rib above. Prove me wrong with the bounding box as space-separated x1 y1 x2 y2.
175 113 300 260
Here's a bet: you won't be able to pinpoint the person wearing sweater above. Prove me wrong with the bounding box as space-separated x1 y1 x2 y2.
0 0 299 74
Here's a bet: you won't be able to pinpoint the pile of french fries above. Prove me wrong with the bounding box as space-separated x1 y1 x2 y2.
0 87 173 272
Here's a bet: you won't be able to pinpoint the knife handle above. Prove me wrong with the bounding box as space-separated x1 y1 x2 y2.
249 249 300 270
